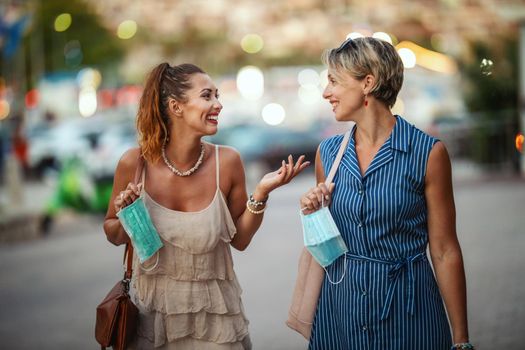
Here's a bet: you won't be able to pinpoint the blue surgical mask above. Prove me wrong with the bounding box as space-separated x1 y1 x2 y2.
117 197 163 264
300 206 348 267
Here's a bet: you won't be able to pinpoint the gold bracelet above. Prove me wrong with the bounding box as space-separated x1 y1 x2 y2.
246 200 266 215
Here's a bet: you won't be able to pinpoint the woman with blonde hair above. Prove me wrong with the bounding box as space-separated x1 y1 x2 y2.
300 38 473 350
104 62 308 349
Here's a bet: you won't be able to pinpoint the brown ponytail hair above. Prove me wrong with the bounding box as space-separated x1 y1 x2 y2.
136 62 205 163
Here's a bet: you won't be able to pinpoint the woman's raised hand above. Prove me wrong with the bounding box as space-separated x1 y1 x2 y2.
299 182 335 215
114 182 143 212
256 155 310 197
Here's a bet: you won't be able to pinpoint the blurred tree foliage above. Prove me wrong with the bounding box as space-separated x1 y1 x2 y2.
20 0 124 87
157 22 320 77
460 35 519 170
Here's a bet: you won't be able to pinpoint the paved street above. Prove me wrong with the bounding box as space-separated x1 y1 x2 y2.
0 174 524 349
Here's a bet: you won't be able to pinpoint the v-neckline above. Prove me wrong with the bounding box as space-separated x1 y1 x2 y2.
349 116 397 179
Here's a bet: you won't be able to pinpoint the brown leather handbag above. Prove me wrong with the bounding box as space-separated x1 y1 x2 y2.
95 243 138 350
95 156 144 349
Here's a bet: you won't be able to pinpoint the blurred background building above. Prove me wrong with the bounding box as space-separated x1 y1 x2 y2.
1 1 525 349
0 0 523 234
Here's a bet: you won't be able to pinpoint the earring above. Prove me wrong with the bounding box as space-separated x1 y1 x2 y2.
364 95 368 107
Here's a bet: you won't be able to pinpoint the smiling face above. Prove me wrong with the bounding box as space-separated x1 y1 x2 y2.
172 73 222 136
323 68 366 122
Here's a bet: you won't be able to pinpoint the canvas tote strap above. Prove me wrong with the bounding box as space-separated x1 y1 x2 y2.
324 131 351 186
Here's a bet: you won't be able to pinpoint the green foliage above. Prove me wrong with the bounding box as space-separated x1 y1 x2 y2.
462 38 518 113
31 0 124 72
460 35 519 168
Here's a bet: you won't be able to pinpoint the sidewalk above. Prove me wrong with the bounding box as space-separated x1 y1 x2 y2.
0 179 55 242
0 159 522 244
451 159 524 184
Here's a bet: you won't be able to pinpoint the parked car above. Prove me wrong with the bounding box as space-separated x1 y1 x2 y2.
27 118 105 177
207 123 321 170
427 115 473 158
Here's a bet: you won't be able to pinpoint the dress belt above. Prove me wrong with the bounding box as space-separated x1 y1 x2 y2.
345 251 427 320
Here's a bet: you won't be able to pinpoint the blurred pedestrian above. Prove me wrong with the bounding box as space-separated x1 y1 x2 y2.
299 37 473 350
0 122 7 184
103 63 309 349
11 116 29 175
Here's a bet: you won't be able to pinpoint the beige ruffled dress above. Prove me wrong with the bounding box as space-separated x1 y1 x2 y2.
129 145 251 349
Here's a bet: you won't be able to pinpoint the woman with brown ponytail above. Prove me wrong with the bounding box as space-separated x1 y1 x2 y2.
103 63 309 349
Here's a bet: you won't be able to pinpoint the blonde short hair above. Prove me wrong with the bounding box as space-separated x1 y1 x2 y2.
322 37 404 108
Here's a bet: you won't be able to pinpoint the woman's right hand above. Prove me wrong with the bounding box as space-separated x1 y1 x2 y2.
114 182 142 212
300 183 335 215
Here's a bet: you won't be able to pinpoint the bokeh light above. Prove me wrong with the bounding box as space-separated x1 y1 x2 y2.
77 68 102 117
77 68 102 89
298 85 321 105
117 20 138 40
0 99 10 120
398 48 416 68
54 13 72 32
480 58 494 76
430 33 446 51
79 87 97 117
320 69 329 89
236 66 264 100
241 34 264 54
516 133 524 153
298 69 320 86
372 32 393 44
25 89 39 109
346 32 364 40
262 103 285 126
396 41 457 74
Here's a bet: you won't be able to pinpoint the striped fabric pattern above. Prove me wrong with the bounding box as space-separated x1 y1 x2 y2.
309 116 452 350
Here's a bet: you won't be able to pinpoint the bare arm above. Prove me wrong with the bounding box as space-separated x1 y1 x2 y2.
225 148 309 251
103 148 141 246
300 146 334 214
426 142 469 344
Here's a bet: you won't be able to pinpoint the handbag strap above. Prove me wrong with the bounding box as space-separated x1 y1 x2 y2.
123 153 145 280
124 244 133 279
133 153 145 185
324 131 351 186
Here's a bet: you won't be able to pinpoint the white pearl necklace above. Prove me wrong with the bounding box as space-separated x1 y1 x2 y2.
161 143 205 177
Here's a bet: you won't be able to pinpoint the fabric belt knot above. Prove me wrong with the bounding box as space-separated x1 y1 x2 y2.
345 251 427 320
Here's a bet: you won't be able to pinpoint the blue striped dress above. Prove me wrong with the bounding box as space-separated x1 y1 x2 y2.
309 115 452 350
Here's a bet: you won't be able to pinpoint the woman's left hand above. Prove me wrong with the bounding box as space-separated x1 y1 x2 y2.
256 155 310 197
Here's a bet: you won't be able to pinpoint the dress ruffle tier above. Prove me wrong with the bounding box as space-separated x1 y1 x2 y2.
129 188 250 349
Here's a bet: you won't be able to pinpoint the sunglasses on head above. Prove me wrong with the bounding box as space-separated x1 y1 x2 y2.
335 38 356 53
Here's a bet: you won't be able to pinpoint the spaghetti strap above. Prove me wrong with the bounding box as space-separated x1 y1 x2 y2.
215 145 220 189
140 165 146 191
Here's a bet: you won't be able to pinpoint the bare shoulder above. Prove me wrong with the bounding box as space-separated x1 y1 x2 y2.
217 145 243 167
116 147 142 178
428 141 450 166
426 141 451 183
215 145 244 189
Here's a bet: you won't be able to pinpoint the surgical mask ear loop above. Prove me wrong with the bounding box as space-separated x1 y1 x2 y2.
140 251 160 272
323 254 347 285
320 195 347 285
